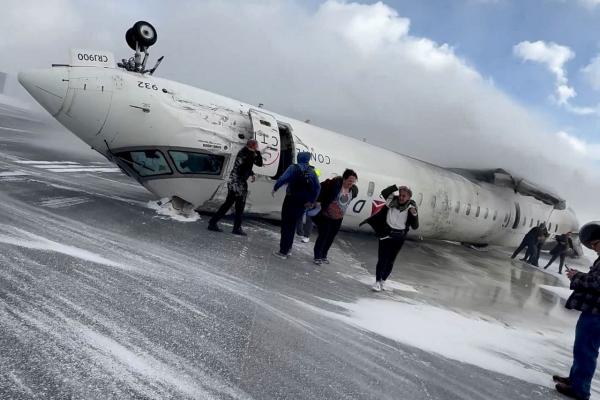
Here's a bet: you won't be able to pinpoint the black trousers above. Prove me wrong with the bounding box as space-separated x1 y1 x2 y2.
280 195 306 255
512 239 534 259
314 216 342 260
375 236 405 282
545 253 567 273
209 189 246 230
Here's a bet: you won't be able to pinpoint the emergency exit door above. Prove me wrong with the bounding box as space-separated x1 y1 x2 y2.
248 109 280 177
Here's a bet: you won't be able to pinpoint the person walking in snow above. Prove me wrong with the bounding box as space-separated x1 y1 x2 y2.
271 152 320 259
360 185 418 292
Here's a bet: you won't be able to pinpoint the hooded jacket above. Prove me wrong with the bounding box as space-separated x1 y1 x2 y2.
273 152 320 203
360 185 419 238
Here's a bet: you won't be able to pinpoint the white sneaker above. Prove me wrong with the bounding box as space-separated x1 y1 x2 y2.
371 281 382 292
301 237 310 243
380 281 386 291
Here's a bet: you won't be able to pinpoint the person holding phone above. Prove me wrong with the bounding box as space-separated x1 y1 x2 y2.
360 185 419 292
553 222 600 399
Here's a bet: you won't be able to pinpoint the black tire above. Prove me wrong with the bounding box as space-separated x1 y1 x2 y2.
125 28 137 51
132 21 157 48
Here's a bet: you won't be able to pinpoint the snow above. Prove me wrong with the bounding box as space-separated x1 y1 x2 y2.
0 226 126 269
15 160 79 164
146 198 201 222
311 297 575 389
47 168 120 173
0 171 28 176
538 285 572 301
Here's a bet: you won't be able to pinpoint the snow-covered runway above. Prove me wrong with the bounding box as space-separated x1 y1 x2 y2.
0 116 593 399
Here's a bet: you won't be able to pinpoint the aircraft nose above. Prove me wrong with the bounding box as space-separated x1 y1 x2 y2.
18 68 68 116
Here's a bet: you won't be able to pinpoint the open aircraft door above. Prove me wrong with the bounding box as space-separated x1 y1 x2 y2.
248 109 280 177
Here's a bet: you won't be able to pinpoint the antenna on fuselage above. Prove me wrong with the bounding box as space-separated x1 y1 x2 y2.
117 21 164 75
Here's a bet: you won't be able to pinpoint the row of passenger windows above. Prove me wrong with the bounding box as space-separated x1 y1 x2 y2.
410 191 559 232
116 150 225 177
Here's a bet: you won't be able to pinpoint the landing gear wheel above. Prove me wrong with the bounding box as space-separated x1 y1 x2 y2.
132 21 157 47
125 28 137 51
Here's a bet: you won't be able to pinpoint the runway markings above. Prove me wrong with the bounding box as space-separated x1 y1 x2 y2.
15 160 120 173
38 196 91 209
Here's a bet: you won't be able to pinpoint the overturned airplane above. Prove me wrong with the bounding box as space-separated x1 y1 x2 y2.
18 21 578 247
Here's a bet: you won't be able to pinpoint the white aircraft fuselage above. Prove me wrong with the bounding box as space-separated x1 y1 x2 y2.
18 54 578 247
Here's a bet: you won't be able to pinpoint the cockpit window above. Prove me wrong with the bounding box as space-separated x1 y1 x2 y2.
116 150 172 177
169 151 224 175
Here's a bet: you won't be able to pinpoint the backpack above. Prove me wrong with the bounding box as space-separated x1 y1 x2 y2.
289 165 315 198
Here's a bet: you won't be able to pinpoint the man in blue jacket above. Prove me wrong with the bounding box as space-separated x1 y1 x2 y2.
553 222 600 400
272 152 320 259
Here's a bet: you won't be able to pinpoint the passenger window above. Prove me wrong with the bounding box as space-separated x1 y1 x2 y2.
367 182 375 197
466 204 471 216
417 192 423 206
484 208 489 219
523 217 526 227
116 150 172 177
493 210 498 221
455 201 461 214
555 224 559 232
169 151 225 175
529 218 533 227
431 195 436 209
259 119 271 127
537 220 540 226
548 222 552 231
476 206 480 218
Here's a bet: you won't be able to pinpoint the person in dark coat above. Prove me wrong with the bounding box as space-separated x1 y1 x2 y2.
511 224 543 260
552 222 600 400
271 152 320 259
312 169 359 265
525 227 549 267
208 139 263 235
544 232 578 274
360 185 419 292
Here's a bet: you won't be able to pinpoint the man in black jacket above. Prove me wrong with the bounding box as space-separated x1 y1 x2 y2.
544 232 578 274
553 222 600 400
511 224 543 260
360 185 419 292
208 139 263 235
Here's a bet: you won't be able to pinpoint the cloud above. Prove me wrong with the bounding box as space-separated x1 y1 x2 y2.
579 0 600 9
557 131 600 160
513 40 575 104
2 0 600 222
582 55 600 90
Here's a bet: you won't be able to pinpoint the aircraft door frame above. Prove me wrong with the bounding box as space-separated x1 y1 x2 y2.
248 109 280 177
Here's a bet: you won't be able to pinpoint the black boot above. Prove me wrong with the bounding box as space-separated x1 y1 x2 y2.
555 382 589 399
207 222 222 232
232 228 247 236
552 375 570 385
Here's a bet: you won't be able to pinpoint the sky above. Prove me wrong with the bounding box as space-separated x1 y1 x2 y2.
0 0 599 223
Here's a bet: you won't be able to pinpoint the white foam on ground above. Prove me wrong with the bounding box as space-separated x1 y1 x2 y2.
147 199 200 222
0 226 126 269
538 285 572 301
310 298 575 389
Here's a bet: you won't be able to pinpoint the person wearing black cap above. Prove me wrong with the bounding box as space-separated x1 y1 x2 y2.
552 222 600 400
360 184 419 292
